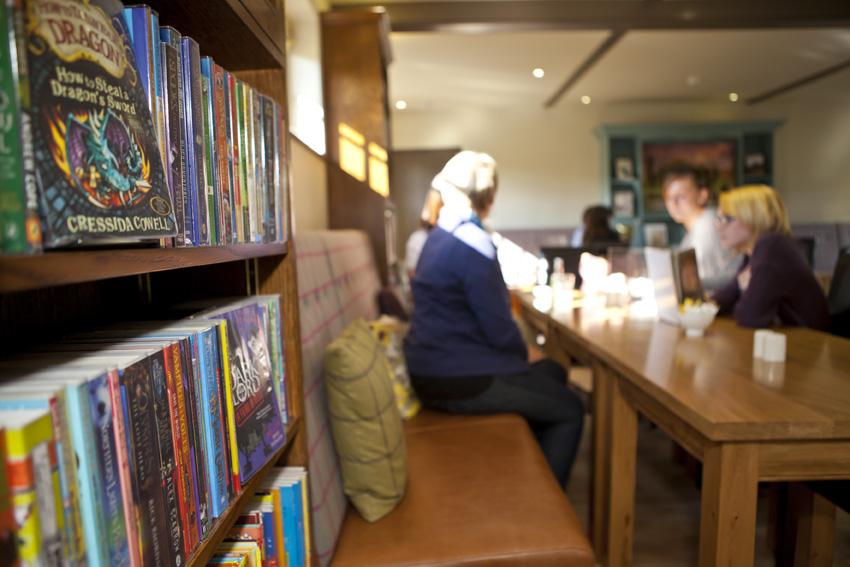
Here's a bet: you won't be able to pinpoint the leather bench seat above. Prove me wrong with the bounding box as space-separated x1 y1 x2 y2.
330 410 595 567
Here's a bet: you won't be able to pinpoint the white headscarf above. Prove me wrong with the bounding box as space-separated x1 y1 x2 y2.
430 151 497 214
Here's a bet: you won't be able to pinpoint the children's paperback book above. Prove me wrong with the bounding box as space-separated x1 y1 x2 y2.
20 0 176 246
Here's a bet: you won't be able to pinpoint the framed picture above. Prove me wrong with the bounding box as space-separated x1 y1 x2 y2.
612 189 635 218
641 140 737 213
643 222 669 248
615 157 634 181
744 152 766 176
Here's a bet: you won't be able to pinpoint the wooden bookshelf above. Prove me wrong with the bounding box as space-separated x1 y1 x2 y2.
0 1 308 566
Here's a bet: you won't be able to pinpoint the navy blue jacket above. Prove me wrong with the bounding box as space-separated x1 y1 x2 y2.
403 211 528 378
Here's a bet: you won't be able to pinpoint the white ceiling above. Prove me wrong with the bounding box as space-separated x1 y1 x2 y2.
386 27 850 111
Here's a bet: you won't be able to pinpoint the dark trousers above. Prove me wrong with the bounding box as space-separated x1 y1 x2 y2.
415 359 584 487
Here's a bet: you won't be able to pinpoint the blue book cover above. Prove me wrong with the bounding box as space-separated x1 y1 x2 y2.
278 482 301 567
87 372 130 567
180 36 208 246
66 379 110 567
200 56 219 246
122 6 152 110
197 325 228 517
149 10 167 179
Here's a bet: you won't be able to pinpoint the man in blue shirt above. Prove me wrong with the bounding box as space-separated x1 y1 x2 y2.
404 151 585 487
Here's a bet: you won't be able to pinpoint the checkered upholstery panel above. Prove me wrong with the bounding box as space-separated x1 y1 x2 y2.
295 230 381 567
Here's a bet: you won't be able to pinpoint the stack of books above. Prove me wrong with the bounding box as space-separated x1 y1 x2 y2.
0 295 300 567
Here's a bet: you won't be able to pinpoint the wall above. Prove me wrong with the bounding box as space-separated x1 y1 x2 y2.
291 136 329 231
391 85 850 231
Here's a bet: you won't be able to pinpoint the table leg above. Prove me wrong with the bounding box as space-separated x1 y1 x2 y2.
699 443 759 567
606 373 638 567
590 360 612 560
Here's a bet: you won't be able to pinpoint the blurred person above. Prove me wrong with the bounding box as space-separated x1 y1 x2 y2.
663 165 741 291
581 205 620 249
712 185 829 330
403 150 585 487
404 188 443 278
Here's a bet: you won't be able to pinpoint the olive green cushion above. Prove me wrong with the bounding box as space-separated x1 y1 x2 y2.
323 318 407 522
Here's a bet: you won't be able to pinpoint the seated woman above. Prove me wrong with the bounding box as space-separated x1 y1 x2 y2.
712 185 829 330
403 150 585 488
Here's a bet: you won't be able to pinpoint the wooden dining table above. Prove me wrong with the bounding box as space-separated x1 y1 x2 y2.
512 290 850 567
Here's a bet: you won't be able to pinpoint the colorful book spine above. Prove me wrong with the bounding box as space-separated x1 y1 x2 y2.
217 319 241 493
149 10 167 187
261 96 277 243
87 372 130 567
212 321 236 503
160 27 188 247
122 356 172 567
212 63 233 246
200 56 218 246
67 381 110 567
181 36 208 246
197 326 229 518
0 425 21 567
149 348 186 566
251 90 266 242
108 366 143 567
242 84 256 242
171 340 199 551
1 410 62 567
184 336 211 539
1 0 40 254
230 76 245 243
177 338 205 544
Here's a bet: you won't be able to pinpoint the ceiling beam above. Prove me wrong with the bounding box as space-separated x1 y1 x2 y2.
328 0 850 33
746 58 850 105
544 31 624 108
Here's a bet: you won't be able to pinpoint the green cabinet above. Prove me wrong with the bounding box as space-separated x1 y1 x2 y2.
596 121 782 246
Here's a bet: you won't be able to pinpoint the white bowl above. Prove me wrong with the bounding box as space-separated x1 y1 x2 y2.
677 302 719 337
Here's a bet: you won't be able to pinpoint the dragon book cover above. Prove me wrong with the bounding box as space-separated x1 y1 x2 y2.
21 0 176 246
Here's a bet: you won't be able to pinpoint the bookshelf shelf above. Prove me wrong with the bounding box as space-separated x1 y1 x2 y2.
0 243 288 294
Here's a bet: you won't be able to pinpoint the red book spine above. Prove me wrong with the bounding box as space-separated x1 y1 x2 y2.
164 343 194 554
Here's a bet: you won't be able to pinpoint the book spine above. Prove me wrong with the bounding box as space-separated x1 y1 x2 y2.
161 27 188 247
213 321 236 503
0 427 20 567
67 384 109 567
179 37 200 246
212 63 233 246
198 327 229 518
279 484 301 567
87 372 130 567
252 90 266 242
159 38 183 247
218 319 241 493
230 77 244 243
51 389 87 567
122 358 172 567
150 10 168 189
109 367 143 567
182 36 209 246
276 102 289 243
262 96 277 243
150 348 186 567
243 85 257 242
185 337 211 539
200 57 218 246
163 341 192 555
172 340 199 551
178 338 204 545
2 0 41 254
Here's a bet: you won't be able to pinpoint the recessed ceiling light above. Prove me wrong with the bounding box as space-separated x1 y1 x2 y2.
395 100 408 110
532 68 545 79
728 93 739 102
581 95 591 105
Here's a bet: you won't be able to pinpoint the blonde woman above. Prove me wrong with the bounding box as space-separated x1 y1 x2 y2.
712 185 828 329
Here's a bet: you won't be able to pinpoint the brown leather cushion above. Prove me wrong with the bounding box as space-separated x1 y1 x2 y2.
330 410 594 567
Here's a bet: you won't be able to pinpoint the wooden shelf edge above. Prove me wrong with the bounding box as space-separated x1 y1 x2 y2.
0 242 288 294
185 415 302 567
